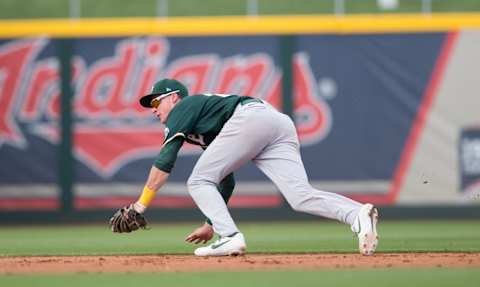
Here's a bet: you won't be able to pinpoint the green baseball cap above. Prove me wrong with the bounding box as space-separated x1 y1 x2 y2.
139 78 189 108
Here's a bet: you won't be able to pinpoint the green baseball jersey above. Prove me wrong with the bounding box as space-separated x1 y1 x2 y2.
153 94 253 225
163 94 251 148
154 94 252 173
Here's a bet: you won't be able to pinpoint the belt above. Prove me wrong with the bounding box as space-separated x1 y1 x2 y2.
240 98 263 105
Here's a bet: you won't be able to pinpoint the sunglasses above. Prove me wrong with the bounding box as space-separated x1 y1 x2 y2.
150 90 179 108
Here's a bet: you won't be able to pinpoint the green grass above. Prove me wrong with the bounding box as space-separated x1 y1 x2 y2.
347 0 423 14
0 221 479 287
1 269 479 287
0 0 480 19
1 220 479 256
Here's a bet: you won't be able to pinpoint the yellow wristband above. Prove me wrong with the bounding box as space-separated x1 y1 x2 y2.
138 186 156 207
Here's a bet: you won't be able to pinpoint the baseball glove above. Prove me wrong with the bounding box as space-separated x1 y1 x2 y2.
109 204 148 233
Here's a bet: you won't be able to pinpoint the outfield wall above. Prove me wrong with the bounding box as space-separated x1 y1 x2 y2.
0 15 479 219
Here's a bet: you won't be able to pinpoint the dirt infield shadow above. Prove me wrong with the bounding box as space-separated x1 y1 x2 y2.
1 253 479 273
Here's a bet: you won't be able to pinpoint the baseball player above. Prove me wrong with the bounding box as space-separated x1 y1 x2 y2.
109 78 379 256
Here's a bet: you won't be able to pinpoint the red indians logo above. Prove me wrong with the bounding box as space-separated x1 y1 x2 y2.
0 38 332 178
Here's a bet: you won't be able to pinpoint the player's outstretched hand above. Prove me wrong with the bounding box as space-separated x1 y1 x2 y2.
109 204 148 233
185 223 214 244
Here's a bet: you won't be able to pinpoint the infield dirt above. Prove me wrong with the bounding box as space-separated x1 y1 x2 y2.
1 253 479 274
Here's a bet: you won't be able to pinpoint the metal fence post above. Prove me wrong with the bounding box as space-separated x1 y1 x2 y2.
57 39 74 213
279 35 295 120
157 0 169 18
422 0 432 14
247 0 259 16
334 0 345 15
279 35 295 209
69 0 81 19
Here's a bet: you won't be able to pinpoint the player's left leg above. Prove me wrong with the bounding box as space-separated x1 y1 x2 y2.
186 102 276 256
187 103 272 237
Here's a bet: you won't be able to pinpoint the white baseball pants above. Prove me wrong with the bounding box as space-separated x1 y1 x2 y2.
187 101 362 237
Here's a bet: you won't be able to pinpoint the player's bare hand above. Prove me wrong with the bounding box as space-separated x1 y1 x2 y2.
185 223 214 244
